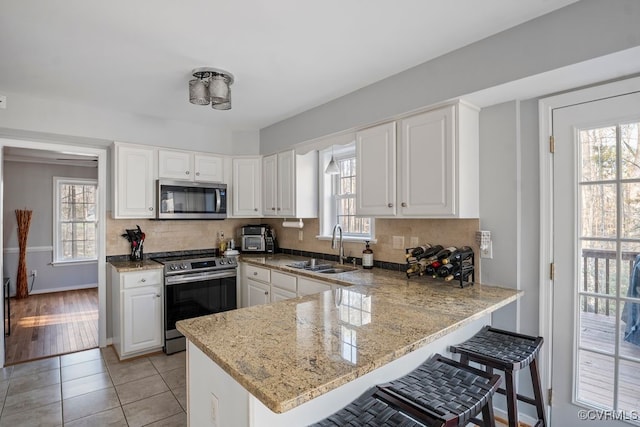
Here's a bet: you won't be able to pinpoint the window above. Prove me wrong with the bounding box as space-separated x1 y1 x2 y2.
53 177 98 263
319 144 374 241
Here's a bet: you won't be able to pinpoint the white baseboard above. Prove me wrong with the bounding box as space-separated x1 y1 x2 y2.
28 283 98 295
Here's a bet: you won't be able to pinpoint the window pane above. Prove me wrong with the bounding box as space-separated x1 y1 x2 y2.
581 240 617 297
580 126 617 182
579 296 616 354
621 122 640 179
56 180 97 261
577 350 614 409
581 183 616 238
622 182 640 238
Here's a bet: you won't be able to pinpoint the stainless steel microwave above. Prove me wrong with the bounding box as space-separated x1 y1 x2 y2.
156 180 227 220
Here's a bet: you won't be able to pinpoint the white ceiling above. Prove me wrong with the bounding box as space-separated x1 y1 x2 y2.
0 0 579 132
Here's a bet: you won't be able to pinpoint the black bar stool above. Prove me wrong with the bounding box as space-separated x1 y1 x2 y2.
449 326 546 427
310 354 501 427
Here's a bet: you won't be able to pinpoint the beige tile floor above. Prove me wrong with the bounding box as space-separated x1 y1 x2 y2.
0 347 186 427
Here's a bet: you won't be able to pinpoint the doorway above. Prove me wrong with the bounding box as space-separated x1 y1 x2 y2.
0 138 107 368
540 78 640 426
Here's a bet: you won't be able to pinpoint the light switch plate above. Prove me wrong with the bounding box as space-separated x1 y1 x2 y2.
481 241 493 259
409 237 419 247
298 230 303 241
392 236 405 249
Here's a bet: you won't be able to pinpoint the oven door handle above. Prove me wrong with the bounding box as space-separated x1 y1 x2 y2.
165 270 237 285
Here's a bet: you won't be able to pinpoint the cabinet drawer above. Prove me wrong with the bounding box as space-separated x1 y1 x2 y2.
271 270 297 293
122 270 162 289
245 265 270 283
298 277 332 296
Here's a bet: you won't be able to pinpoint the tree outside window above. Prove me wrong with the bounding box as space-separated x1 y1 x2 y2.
54 177 98 262
334 156 372 238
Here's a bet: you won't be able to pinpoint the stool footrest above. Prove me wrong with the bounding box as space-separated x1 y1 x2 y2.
495 388 538 407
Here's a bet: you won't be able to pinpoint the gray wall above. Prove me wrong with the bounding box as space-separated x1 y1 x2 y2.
3 160 98 295
260 0 640 152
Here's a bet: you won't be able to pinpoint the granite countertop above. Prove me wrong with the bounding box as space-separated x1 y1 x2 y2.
177 254 521 414
108 260 163 272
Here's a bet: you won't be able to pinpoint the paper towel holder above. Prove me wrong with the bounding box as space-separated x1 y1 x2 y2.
282 218 304 229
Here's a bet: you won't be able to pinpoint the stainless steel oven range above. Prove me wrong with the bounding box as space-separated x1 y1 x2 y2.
152 253 237 354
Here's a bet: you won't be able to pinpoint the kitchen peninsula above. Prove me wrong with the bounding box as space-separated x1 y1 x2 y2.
177 256 520 426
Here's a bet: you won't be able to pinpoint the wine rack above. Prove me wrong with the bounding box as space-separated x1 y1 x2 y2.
405 246 475 288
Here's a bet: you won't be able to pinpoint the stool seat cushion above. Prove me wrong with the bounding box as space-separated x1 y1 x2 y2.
377 354 500 427
310 388 425 427
449 326 543 370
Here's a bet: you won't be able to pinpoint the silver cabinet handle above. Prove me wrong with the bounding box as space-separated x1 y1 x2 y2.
196 172 200 176
155 294 161 298
388 203 393 208
271 207 276 211
253 272 258 276
401 202 407 207
254 208 258 211
185 171 190 175
264 291 269 295
149 207 154 211
141 278 146 282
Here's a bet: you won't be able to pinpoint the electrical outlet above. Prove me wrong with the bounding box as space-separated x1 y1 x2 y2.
480 241 493 259
31 269 37 277
298 230 303 241
210 392 219 427
392 236 405 249
0 95 6 109
409 236 419 247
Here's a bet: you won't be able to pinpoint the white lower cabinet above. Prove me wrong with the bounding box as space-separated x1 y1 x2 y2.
297 277 332 296
110 266 163 359
240 262 333 307
246 278 271 307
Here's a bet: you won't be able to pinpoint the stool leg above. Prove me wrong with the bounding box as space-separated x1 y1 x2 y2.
529 358 547 427
505 370 518 427
481 397 496 427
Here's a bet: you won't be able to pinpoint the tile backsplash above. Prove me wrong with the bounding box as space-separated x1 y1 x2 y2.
107 213 480 268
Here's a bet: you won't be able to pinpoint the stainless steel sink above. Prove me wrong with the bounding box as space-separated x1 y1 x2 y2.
316 267 355 274
286 260 357 274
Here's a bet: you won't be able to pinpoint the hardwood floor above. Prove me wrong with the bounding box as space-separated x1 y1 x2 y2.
4 288 98 366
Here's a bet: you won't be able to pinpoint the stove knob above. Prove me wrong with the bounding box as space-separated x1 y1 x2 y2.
220 259 226 265
180 263 188 269
169 265 177 271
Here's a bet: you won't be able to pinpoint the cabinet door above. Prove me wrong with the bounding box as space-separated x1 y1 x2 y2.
262 154 278 216
158 149 193 180
123 285 162 353
232 158 261 216
277 150 295 217
246 278 270 307
194 154 224 182
113 143 156 218
271 287 296 302
398 106 455 216
297 277 332 296
356 122 397 216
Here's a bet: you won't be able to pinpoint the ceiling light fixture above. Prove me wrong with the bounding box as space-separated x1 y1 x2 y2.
189 67 234 110
325 146 340 175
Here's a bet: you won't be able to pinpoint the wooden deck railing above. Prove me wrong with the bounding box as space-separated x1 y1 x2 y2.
581 249 637 315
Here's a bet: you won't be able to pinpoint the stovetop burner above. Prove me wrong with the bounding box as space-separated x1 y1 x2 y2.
152 252 237 275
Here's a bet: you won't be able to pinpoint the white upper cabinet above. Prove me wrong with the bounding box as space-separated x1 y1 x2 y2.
231 157 262 217
112 142 157 219
357 101 479 218
262 149 318 218
158 149 224 183
356 122 397 216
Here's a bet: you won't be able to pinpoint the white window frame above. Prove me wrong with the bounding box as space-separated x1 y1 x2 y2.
317 144 375 243
52 177 99 265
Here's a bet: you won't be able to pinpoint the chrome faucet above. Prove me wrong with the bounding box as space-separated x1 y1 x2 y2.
331 224 345 264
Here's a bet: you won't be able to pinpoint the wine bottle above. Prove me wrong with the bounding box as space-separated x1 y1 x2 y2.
415 245 443 261
444 264 475 282
425 261 441 277
436 263 455 277
435 246 457 262
441 246 474 265
406 244 431 259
